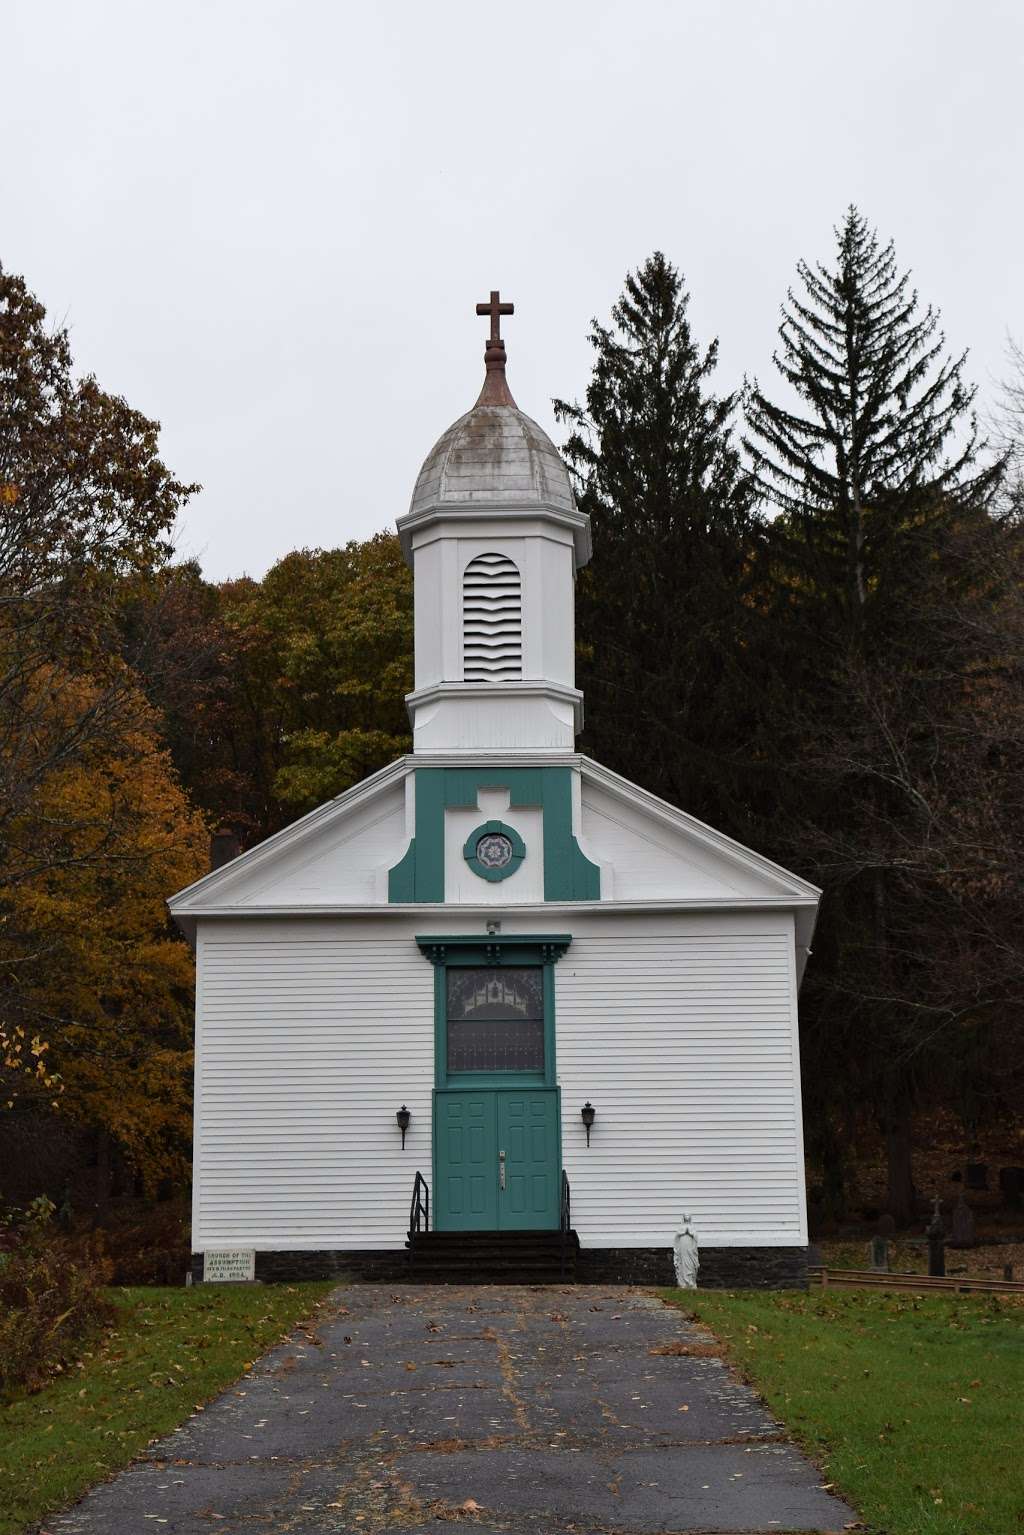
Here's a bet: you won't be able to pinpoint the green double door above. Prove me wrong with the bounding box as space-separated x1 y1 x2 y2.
434 1089 560 1230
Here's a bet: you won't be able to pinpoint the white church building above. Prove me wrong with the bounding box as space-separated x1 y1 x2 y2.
170 295 820 1288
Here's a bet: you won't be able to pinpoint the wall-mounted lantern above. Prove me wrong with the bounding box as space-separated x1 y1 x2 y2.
581 1101 596 1147
396 1105 411 1149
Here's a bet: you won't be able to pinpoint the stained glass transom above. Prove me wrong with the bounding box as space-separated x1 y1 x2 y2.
446 967 544 1073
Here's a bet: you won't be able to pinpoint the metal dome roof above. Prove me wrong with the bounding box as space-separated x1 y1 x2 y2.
408 399 576 516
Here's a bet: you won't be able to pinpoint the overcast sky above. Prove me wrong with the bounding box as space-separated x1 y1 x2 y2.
6 1 1022 581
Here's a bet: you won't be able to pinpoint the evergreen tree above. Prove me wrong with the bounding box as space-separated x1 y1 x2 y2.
554 253 764 832
745 208 1012 1224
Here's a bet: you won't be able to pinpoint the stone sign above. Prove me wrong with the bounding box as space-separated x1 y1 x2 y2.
204 1249 256 1283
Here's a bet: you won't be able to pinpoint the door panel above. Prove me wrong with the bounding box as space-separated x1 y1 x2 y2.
435 1093 498 1230
497 1093 559 1230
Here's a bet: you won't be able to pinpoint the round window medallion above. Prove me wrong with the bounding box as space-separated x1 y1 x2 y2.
463 819 526 881
476 831 514 870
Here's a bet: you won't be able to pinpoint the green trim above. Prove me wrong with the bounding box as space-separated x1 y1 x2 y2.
540 768 601 901
416 935 572 967
462 819 526 882
418 933 571 1090
387 840 417 902
388 767 600 903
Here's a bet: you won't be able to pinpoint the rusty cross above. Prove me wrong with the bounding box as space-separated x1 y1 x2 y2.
476 289 514 344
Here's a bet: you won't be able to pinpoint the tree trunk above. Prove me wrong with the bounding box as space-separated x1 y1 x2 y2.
820 1121 848 1224
883 1086 915 1225
94 1127 112 1223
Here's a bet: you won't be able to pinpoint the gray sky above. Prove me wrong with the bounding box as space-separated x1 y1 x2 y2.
7 0 1022 581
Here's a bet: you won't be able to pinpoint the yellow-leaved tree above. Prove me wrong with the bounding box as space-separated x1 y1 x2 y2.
1 670 208 1191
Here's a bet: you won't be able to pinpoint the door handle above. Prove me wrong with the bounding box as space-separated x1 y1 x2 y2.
499 1149 506 1191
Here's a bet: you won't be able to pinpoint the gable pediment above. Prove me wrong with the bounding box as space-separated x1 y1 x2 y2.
168 759 412 926
578 758 819 905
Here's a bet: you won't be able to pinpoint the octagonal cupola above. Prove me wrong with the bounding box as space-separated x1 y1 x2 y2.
397 292 591 754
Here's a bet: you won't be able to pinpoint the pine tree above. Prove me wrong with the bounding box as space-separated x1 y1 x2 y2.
554 253 764 832
745 206 1000 631
745 209 1012 1224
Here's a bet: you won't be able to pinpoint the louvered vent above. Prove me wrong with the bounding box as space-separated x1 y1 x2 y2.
462 553 522 682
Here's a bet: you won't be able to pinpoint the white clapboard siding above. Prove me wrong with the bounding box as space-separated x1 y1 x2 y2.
193 925 433 1250
556 927 807 1247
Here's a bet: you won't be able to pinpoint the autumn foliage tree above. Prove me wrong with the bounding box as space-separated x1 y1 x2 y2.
2 676 207 1186
1 262 202 1197
126 537 414 843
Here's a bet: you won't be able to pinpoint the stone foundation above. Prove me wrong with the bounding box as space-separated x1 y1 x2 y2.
190 1249 410 1284
192 1243 809 1289
576 1245 809 1288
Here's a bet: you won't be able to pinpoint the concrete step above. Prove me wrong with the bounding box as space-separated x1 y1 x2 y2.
407 1229 579 1284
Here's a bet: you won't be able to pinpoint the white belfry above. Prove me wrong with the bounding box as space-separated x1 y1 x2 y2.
397 291 591 755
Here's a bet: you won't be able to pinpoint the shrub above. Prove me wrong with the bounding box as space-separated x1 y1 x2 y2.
0 1198 113 1395
101 1198 190 1285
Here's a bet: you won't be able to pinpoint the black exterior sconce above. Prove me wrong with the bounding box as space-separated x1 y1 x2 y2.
581 1101 596 1147
396 1105 411 1149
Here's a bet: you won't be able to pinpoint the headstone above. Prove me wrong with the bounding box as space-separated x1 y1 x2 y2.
949 1192 976 1249
870 1236 890 1271
672 1214 699 1288
204 1248 256 1283
926 1196 946 1277
1003 1263 1015 1282
998 1167 1024 1210
965 1163 988 1191
876 1212 897 1238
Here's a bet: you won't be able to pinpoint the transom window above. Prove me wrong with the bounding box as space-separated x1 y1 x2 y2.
446 966 544 1073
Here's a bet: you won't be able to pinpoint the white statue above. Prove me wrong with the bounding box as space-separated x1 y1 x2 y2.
673 1213 699 1288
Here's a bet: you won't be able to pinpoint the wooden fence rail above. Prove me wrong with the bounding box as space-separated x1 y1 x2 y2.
810 1266 1024 1296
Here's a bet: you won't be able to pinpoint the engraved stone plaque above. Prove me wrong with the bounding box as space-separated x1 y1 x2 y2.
204 1248 256 1283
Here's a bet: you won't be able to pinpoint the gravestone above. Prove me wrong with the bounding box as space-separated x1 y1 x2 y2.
949 1192 976 1249
926 1197 946 1277
870 1235 890 1271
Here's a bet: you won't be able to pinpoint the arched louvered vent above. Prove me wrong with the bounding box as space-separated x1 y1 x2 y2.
462 553 523 682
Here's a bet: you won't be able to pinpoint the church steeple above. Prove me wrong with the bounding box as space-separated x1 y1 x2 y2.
397 293 591 756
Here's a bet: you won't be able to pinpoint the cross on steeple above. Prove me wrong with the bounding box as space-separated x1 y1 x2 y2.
473 289 517 408
476 290 514 345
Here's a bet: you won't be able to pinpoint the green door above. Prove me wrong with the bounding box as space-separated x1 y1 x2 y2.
434 1090 559 1231
498 1091 560 1230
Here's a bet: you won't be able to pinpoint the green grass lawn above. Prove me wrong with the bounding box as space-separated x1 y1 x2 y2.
0 1281 334 1535
665 1286 1024 1535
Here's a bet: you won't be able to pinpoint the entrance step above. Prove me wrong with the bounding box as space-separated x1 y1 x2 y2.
407 1228 579 1284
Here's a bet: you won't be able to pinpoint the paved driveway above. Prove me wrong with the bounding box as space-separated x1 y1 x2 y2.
49 1285 855 1534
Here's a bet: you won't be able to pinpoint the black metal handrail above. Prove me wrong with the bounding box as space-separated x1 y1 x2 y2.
559 1169 571 1278
409 1170 430 1241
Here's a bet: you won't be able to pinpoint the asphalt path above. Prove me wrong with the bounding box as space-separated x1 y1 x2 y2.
47 1284 856 1534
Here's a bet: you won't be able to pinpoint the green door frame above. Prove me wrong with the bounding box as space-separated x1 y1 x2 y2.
417 934 572 1229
